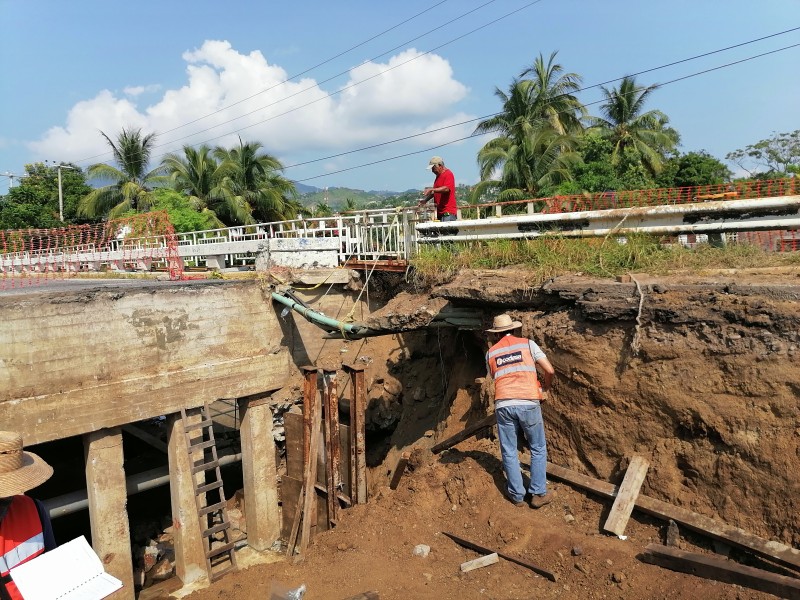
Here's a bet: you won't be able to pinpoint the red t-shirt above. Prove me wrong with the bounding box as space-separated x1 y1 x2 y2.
432 168 457 217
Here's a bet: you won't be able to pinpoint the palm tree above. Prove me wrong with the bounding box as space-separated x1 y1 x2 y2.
161 145 238 227
473 52 585 201
588 75 679 177
519 51 585 136
213 138 299 224
79 128 167 218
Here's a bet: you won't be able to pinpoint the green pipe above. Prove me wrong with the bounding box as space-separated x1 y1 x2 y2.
271 291 366 336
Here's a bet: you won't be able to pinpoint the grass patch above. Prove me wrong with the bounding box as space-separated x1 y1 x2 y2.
410 235 800 286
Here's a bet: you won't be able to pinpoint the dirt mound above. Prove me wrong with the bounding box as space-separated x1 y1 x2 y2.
189 436 777 600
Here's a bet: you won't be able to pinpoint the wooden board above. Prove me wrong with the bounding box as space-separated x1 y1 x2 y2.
603 456 649 536
546 462 800 573
641 544 800 600
284 412 304 479
280 475 303 540
461 553 499 573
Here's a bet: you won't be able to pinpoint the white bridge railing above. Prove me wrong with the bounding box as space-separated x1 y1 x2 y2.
2 196 799 275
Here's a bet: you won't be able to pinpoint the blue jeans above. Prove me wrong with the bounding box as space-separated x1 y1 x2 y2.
496 404 547 501
440 213 457 222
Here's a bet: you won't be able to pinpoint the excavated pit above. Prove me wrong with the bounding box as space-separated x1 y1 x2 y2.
358 268 800 545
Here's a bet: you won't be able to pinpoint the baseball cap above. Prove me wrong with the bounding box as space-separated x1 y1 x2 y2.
427 156 443 170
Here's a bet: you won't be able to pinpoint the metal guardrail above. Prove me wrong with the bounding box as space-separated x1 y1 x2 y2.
417 195 800 244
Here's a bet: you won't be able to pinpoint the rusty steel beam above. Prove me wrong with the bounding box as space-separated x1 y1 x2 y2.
343 363 368 504
321 369 341 526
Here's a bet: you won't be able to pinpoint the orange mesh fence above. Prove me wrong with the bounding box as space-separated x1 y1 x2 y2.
0 211 183 289
462 177 800 215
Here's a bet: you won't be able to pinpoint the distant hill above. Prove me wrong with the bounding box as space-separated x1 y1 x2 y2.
298 184 476 213
295 182 321 195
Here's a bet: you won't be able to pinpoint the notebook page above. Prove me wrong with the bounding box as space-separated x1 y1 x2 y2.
10 536 121 600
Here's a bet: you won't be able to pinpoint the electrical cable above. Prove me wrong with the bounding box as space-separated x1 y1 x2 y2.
289 40 800 183
71 0 510 166
139 0 540 162
279 26 800 172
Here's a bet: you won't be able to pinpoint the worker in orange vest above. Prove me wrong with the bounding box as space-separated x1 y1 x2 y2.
0 431 56 600
486 315 555 509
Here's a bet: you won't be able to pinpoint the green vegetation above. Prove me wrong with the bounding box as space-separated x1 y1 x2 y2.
79 128 168 219
411 236 800 286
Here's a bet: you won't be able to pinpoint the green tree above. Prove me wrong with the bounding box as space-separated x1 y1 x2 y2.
79 128 167 219
519 51 586 136
213 138 300 224
726 130 800 177
657 151 732 188
149 188 219 232
588 75 679 178
162 144 232 228
0 163 91 229
473 53 585 201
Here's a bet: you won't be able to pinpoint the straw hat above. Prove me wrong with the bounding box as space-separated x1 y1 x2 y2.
487 314 523 333
0 431 53 497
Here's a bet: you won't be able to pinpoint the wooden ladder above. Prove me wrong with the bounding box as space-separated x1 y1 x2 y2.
181 403 238 582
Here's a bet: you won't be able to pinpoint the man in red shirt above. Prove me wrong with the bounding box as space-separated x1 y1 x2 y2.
418 156 457 221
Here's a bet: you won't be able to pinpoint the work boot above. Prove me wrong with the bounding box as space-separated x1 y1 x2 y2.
529 492 552 509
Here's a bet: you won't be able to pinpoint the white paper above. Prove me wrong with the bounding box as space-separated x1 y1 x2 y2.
10 536 123 600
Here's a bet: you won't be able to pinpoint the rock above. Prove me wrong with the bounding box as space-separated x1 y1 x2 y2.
574 562 588 574
612 572 626 583
423 572 433 581
413 544 431 558
665 519 680 547
571 546 582 556
149 557 174 582
564 514 575 524
337 543 348 552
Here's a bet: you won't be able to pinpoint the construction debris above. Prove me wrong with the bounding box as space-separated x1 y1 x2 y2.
443 532 557 582
641 544 800 599
460 553 499 573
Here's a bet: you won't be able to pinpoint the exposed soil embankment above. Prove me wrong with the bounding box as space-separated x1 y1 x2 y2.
435 268 800 545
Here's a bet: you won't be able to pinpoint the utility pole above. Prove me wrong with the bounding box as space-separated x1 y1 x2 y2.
50 162 76 221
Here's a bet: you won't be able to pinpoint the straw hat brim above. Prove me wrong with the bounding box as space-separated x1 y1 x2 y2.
487 320 523 333
0 451 53 497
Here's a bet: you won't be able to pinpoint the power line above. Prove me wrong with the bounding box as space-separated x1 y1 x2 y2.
290 41 800 183
71 0 501 166
158 1 452 137
279 27 800 171
146 0 516 156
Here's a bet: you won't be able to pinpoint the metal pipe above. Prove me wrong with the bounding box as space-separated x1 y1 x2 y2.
271 291 368 336
42 453 242 519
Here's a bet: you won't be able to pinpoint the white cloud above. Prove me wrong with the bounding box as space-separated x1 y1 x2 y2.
123 84 162 97
27 40 474 168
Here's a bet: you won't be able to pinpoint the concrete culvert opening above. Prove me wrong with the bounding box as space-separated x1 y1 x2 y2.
3 270 799 600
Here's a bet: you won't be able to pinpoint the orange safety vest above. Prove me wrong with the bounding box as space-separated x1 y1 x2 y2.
0 495 45 600
487 335 543 401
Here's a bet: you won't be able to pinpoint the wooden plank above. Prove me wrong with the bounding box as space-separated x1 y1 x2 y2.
280 476 302 541
442 532 557 582
641 544 800 600
546 462 800 574
389 452 410 490
299 399 322 554
284 412 304 479
603 456 649 536
1 352 289 445
431 413 496 454
461 553 499 573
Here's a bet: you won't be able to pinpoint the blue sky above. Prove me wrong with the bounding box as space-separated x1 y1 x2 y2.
1 0 798 195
